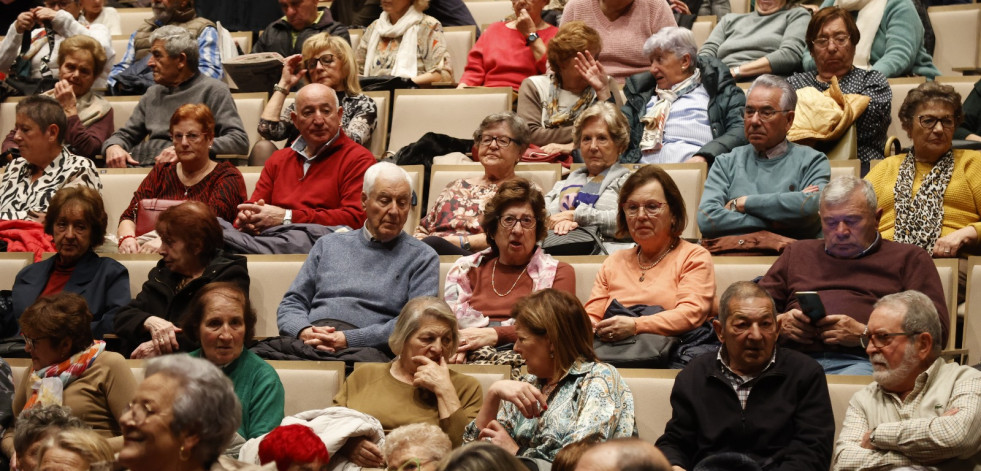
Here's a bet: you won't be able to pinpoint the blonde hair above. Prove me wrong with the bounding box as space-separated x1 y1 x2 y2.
37 429 114 471
301 33 362 94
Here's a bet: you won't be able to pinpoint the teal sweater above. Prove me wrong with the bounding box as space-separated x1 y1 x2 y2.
190 349 285 439
697 141 830 239
804 0 940 78
698 6 811 75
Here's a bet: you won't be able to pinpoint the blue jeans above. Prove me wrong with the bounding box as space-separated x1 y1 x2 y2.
807 351 873 375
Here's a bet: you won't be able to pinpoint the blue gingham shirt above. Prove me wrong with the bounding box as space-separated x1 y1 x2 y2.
108 25 222 87
640 85 714 164
717 348 778 409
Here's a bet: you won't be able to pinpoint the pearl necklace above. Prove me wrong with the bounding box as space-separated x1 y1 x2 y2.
636 242 676 282
491 259 528 297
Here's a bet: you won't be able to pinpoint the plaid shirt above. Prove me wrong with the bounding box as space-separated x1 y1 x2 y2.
717 348 778 409
108 26 222 87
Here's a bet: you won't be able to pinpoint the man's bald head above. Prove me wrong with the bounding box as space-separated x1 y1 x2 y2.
292 83 343 151
575 439 671 471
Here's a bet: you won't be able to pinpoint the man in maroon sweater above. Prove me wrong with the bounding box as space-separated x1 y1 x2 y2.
758 175 948 375
235 83 374 234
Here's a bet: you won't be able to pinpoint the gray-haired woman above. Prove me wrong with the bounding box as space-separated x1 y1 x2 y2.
622 26 747 165
117 354 249 471
333 297 483 467
414 112 532 255
383 423 452 471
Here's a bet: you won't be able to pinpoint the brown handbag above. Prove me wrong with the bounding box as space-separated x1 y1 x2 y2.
700 230 797 256
135 199 184 236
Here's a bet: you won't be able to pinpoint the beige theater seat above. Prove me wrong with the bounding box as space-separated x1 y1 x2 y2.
928 4 981 76
102 253 162 296
826 375 872 441
465 1 514 30
618 368 679 441
0 253 33 290
97 168 152 229
233 92 269 152
932 258 959 351
712 256 778 300
401 165 424 233
829 160 860 180
556 255 607 304
446 364 510 400
444 26 477 84
364 90 391 158
426 163 561 214
349 29 363 52
238 166 263 198
111 35 130 65
692 16 717 48
937 76 979 105
963 257 981 364
117 8 152 38
245 255 308 339
387 87 512 155
885 77 926 153
105 95 144 130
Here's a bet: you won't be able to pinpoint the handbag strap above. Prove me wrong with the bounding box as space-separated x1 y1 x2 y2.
36 22 56 80
581 227 608 255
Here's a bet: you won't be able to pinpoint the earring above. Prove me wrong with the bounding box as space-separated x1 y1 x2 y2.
549 352 554 359
179 445 190 462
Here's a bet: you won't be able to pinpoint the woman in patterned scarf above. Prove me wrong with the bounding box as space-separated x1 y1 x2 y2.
866 81 981 260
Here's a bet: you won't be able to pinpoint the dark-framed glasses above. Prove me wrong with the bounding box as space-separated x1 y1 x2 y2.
500 215 536 229
859 329 922 349
478 135 514 148
21 333 46 349
623 200 666 218
917 115 956 130
743 107 792 121
305 54 335 70
812 34 850 49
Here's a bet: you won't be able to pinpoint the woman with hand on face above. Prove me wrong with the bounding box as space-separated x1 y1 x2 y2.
333 297 483 468
463 289 635 461
355 0 452 86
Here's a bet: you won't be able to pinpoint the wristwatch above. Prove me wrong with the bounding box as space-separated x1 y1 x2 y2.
283 209 293 226
731 66 741 79
273 84 290 95
526 32 540 46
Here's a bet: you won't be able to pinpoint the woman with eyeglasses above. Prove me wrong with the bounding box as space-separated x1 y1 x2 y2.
117 104 247 254
866 81 981 259
584 165 715 367
444 178 575 367
1 292 136 462
253 32 377 165
788 7 890 175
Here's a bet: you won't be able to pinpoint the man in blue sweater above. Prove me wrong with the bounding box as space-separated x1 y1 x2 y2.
276 162 439 352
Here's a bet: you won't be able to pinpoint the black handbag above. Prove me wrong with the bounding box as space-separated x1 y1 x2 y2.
0 22 57 100
542 226 608 256
592 300 678 368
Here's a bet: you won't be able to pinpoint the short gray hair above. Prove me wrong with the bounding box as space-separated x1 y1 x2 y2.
820 175 877 212
37 428 114 471
363 162 412 195
642 27 697 70
145 354 241 467
150 25 199 70
874 290 943 356
748 74 797 111
13 405 87 457
573 102 631 155
718 281 776 325
388 296 458 356
472 112 531 155
382 423 451 464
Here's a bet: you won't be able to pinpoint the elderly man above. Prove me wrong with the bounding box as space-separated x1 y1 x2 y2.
253 0 349 57
697 74 830 242
277 162 439 352
236 83 374 232
101 26 248 168
833 290 981 470
759 176 949 375
108 0 220 88
655 281 835 471
576 438 672 471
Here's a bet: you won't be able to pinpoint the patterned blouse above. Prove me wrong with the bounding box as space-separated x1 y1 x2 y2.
355 15 453 81
0 149 101 220
119 161 247 223
463 360 636 461
414 178 498 237
257 92 378 146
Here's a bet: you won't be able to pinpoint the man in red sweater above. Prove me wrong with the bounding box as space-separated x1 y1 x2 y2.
235 83 374 234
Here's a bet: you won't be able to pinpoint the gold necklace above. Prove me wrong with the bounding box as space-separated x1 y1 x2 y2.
491 259 528 297
637 242 676 282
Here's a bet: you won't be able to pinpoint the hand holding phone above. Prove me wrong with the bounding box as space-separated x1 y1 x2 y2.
795 291 826 323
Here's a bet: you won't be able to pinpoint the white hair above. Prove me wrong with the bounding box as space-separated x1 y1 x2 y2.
747 74 797 111
363 161 412 195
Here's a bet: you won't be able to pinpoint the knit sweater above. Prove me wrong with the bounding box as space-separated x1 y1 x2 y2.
459 21 557 90
864 150 981 243
189 349 284 440
276 229 440 348
561 0 677 83
697 141 830 239
119 161 247 224
698 6 811 75
101 73 249 165
804 0 940 78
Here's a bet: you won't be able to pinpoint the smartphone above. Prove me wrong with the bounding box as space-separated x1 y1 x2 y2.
795 291 826 323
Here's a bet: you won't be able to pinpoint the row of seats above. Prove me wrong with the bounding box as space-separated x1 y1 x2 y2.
2 357 870 443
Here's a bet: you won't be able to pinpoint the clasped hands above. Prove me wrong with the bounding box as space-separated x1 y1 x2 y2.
132 316 182 359
235 199 287 235
298 325 348 352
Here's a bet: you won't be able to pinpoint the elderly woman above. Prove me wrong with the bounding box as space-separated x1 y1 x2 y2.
118 354 245 471
333 297 482 467
0 95 100 222
806 0 938 78
517 21 615 156
2 35 113 161
355 0 452 85
383 423 452 471
254 33 378 163
584 166 715 365
866 82 981 259
36 428 114 471
0 293 137 461
11 405 85 471
117 104 247 254
114 201 250 359
414 112 531 256
78 0 121 34
544 102 630 242
438 442 529 471
788 7 890 173
698 0 810 80
11 186 129 339
258 425 329 471
444 178 576 362
457 0 557 91
463 289 635 461
623 27 746 164
184 283 285 441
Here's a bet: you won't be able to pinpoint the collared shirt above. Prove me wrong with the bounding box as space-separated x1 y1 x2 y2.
289 129 341 176
717 348 778 409
824 232 881 259
361 223 400 247
640 85 714 164
758 139 790 160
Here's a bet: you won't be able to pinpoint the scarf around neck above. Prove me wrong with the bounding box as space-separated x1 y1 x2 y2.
25 341 106 409
363 7 425 78
640 68 701 152
544 73 597 128
835 0 886 69
892 149 954 253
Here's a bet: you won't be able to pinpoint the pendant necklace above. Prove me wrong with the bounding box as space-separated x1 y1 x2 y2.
637 242 676 282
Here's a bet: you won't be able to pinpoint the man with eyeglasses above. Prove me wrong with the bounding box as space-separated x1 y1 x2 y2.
697 74 830 245
655 281 834 471
759 176 949 375
833 290 981 471
253 0 349 58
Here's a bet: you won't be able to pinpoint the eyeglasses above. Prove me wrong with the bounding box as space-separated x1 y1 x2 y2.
500 215 536 229
859 329 922 349
478 135 514 148
171 132 205 143
21 334 47 349
305 54 335 70
917 115 956 130
743 107 792 121
387 458 435 471
123 401 169 426
44 0 75 8
812 34 850 49
623 200 666 218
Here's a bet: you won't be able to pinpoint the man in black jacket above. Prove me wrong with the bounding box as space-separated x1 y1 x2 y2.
253 0 349 57
655 281 835 471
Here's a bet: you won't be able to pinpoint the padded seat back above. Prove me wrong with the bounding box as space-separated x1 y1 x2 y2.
826 375 871 441
964 257 981 364
829 160 860 180
267 360 346 415
102 253 162 296
886 77 926 152
447 364 510 400
364 90 390 158
98 168 151 228
439 255 461 298
928 4 981 76
0 253 33 290
619 369 679 441
245 255 307 338
388 88 512 155
932 258 959 350
117 9 152 38
233 92 269 151
465 2 514 30
426 163 561 213
556 255 607 304
443 26 477 84
692 16 717 48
